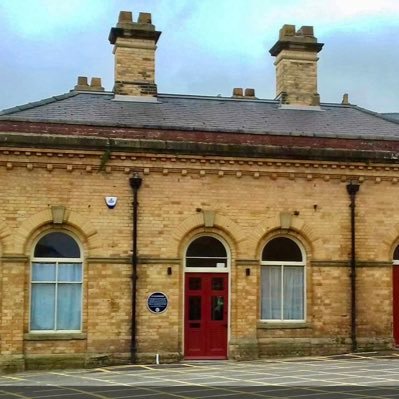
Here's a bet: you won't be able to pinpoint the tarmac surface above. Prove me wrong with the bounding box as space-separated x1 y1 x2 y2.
1 352 399 398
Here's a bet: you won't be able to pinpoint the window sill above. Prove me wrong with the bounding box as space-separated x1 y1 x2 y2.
24 333 87 341
257 321 311 330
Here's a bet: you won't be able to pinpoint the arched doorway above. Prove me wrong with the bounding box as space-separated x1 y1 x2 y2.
184 235 229 359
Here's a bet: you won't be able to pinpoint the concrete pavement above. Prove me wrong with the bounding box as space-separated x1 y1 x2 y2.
1 352 399 398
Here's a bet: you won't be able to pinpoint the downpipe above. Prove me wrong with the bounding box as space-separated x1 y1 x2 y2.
129 173 142 364
346 181 360 353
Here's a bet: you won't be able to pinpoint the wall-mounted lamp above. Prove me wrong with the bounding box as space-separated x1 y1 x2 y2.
167 267 172 276
245 268 251 277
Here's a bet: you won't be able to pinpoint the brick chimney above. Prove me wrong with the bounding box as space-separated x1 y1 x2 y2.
108 11 161 97
269 25 324 107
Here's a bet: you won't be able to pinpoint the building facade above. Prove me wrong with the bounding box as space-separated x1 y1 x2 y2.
1 11 399 371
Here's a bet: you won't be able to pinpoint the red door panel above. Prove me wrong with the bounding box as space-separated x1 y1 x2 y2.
393 266 399 346
184 273 228 359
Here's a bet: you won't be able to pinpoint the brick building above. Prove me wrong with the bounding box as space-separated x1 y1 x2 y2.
1 11 399 371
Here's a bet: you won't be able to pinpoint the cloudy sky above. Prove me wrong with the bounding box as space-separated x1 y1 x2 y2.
0 0 398 112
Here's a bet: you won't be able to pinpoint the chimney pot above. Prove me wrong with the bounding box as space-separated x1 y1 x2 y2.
138 12 152 24
244 88 255 97
77 76 88 86
74 76 90 91
297 26 314 37
342 93 350 105
279 24 296 39
90 77 104 91
311 93 320 106
118 11 133 24
233 88 243 97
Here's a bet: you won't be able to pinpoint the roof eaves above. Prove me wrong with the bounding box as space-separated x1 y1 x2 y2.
2 116 399 141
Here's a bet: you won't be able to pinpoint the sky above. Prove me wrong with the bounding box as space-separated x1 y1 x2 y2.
0 0 399 113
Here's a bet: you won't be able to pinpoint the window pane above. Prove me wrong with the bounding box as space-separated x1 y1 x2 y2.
186 258 227 268
34 232 80 258
32 263 56 281
212 278 224 291
189 278 201 290
189 296 201 320
58 264 82 282
31 284 55 330
394 245 399 260
261 266 281 319
186 237 227 257
57 284 82 330
211 296 224 320
283 266 304 320
262 237 302 262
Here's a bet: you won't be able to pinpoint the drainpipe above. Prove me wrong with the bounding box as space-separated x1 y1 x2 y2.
346 181 360 353
129 173 142 364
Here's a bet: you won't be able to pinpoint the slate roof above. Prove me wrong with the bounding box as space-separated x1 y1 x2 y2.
1 91 399 141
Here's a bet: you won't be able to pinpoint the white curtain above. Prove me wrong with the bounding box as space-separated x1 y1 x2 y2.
261 265 304 320
261 266 281 319
57 284 81 330
283 266 304 320
31 284 56 330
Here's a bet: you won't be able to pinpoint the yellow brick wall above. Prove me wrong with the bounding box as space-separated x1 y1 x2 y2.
0 148 398 369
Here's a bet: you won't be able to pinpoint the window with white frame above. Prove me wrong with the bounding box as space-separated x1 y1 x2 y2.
186 236 228 268
260 237 305 321
30 232 82 331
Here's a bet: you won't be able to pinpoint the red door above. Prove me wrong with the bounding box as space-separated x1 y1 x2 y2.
393 265 399 345
184 273 228 359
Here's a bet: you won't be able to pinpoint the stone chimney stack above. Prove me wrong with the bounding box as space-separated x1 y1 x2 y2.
108 11 161 97
269 25 324 106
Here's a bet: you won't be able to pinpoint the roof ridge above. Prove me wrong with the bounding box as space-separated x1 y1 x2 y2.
157 93 279 103
0 91 80 116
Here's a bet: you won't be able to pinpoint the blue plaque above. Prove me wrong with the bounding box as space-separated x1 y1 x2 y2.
147 292 168 314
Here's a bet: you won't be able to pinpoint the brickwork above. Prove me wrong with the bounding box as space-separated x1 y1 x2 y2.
275 50 319 105
113 38 157 96
0 146 398 370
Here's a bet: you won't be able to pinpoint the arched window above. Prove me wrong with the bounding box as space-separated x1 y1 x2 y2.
186 236 228 268
261 237 305 321
30 232 82 331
